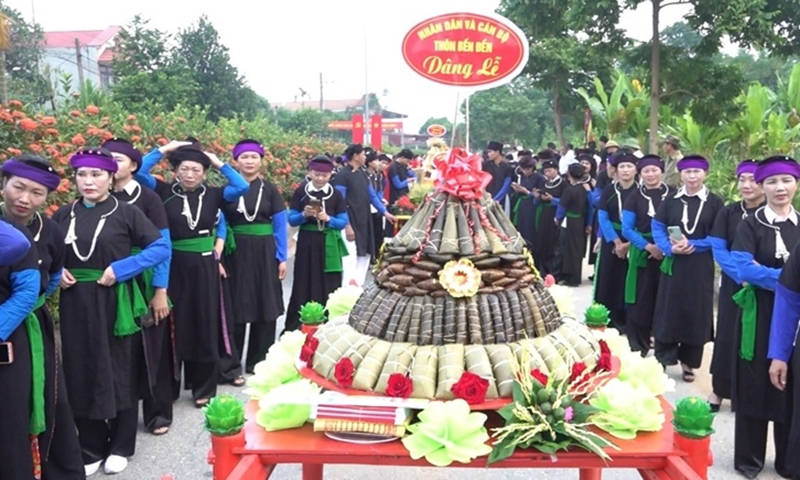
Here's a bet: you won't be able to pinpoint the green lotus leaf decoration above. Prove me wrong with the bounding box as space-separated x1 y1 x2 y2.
672 396 715 439
299 301 327 325
584 303 611 327
203 394 246 437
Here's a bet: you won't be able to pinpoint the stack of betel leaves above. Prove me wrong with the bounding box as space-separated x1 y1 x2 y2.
303 148 603 402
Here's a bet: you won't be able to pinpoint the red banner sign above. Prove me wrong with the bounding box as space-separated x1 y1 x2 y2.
426 124 447 137
401 12 529 90
351 114 364 144
327 119 403 131
370 115 382 150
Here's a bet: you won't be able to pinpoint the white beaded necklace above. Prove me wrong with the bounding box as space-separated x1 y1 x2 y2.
64 196 119 262
237 178 263 223
756 206 797 262
172 182 206 231
679 187 707 236
613 180 638 218
305 182 333 231
124 181 142 205
640 183 669 217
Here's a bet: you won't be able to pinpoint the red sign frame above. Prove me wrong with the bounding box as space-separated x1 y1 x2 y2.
426 124 447 137
401 12 529 90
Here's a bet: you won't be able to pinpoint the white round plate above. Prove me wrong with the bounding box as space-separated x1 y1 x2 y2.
324 431 400 444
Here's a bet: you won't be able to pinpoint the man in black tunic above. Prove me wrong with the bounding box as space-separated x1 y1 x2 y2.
482 141 513 205
555 163 592 286
387 149 416 206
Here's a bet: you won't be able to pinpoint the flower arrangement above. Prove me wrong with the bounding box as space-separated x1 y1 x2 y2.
325 285 363 319
298 301 327 326
584 303 611 327
487 349 618 464
589 379 665 439
243 330 305 399
408 181 434 205
392 195 417 215
203 394 246 437
672 397 716 439
438 258 481 298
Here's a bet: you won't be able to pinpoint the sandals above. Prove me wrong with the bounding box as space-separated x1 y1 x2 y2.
152 426 170 436
231 375 245 387
681 365 695 383
194 398 210 408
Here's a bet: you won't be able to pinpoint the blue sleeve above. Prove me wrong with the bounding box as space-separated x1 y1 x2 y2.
216 212 227 241
151 228 172 289
591 188 602 208
687 237 712 253
710 236 739 283
328 212 349 230
368 185 387 215
493 177 512 202
273 210 288 263
220 164 249 202
550 197 560 208
622 210 649 250
288 209 306 227
0 269 40 341
134 149 162 190
733 250 781 290
598 210 620 243
555 204 566 223
652 219 673 257
46 268 62 297
407 168 417 178
391 175 408 190
110 237 171 283
335 185 347 199
768 282 800 361
585 191 595 228
0 221 31 266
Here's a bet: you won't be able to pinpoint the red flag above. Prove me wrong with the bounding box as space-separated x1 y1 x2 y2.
370 114 382 150
352 114 364 144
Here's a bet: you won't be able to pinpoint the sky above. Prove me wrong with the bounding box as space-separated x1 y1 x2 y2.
7 0 693 133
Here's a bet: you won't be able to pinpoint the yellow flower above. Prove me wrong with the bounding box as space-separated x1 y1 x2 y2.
438 258 481 298
632 79 642 93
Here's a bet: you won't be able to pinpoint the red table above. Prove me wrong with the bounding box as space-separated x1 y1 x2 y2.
208 398 712 480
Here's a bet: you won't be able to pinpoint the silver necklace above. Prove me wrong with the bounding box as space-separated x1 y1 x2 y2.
237 178 263 223
119 180 142 205
613 181 638 218
546 176 562 188
172 182 206 231
0 203 42 241
640 183 668 217
755 206 796 262
740 200 749 219
305 182 333 231
680 188 707 236
65 196 119 262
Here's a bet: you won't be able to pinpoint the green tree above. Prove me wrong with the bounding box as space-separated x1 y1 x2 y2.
418 116 453 135
0 2 49 106
498 0 627 146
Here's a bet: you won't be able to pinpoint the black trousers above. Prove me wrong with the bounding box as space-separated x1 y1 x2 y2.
183 361 218 401
0 327 35 480
233 323 276 373
734 413 791 478
138 328 174 432
654 341 704 369
627 322 651 357
40 358 84 479
74 407 138 464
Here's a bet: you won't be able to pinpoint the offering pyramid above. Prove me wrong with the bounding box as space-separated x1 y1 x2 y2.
306 148 601 402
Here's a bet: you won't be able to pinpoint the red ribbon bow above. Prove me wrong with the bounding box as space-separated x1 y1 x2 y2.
433 148 492 200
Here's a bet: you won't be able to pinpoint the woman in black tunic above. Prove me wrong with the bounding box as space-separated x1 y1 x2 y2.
0 220 39 480
52 149 170 476
367 152 388 260
580 153 600 266
284 156 349 332
730 156 800 479
1 156 84 479
555 163 591 286
532 160 565 275
621 155 673 355
595 153 638 331
510 154 545 250
221 139 287 374
651 155 723 381
708 159 764 411
135 145 248 407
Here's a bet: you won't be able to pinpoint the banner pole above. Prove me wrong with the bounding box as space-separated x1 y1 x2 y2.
450 92 460 148
465 94 471 151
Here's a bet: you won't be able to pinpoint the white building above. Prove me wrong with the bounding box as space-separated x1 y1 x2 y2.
40 26 121 92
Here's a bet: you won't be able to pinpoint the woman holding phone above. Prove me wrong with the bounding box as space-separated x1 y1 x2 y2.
651 155 723 382
729 156 800 479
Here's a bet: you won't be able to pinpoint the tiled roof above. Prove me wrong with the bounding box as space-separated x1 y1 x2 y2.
42 26 122 49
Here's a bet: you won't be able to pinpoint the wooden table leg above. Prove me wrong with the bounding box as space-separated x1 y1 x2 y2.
302 464 323 480
579 468 602 480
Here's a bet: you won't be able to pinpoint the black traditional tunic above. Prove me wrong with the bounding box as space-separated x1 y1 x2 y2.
557 182 589 282
0 222 38 480
532 177 565 275
482 160 514 203
652 188 724 367
369 169 386 258
52 198 163 420
388 161 413 206
284 184 348 332
511 171 545 250
595 182 637 330
333 164 374 257
710 201 762 399
621 185 672 354
731 208 800 420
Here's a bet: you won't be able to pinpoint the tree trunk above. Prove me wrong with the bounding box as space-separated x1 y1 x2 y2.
552 82 565 147
0 50 7 105
648 0 661 154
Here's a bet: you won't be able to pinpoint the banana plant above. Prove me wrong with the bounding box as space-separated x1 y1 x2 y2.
577 70 649 142
664 112 728 158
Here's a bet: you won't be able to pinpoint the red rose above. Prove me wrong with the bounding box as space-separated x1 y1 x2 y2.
386 373 413 398
598 339 611 356
570 362 587 382
299 332 319 365
595 341 612 372
334 357 355 388
451 372 489 404
531 368 549 386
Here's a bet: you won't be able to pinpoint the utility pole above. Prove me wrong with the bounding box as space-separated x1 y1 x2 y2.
363 21 370 146
74 38 85 88
319 72 324 111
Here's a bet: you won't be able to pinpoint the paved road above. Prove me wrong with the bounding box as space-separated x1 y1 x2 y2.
118 257 784 480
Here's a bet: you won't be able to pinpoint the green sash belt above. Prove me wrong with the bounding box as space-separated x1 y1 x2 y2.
224 223 274 256
130 247 172 309
660 256 674 276
733 284 757 361
566 211 582 219
625 232 653 304
512 197 524 225
25 294 46 435
610 221 622 231
300 223 348 273
70 268 146 337
171 236 215 254
534 202 555 229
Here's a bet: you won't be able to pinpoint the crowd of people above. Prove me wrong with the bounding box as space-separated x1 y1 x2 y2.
2 132 800 480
